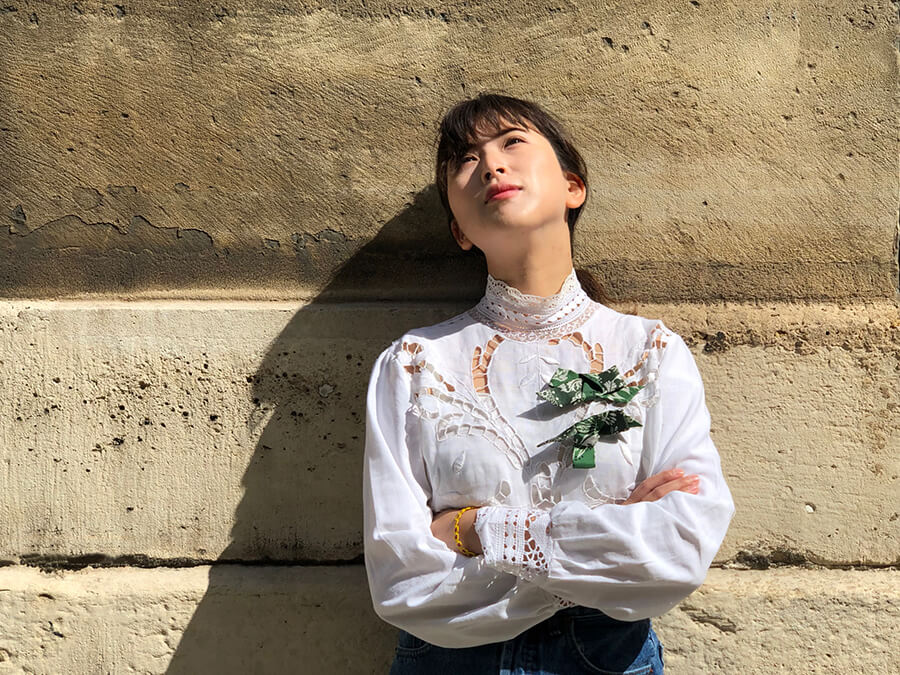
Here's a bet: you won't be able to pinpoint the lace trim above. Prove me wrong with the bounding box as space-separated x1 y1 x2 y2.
469 268 596 342
469 302 599 343
485 267 580 316
475 506 552 582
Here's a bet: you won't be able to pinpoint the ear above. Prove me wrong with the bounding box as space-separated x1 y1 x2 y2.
450 219 474 250
564 171 587 210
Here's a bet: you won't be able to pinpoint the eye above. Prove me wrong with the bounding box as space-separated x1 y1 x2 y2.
506 136 525 146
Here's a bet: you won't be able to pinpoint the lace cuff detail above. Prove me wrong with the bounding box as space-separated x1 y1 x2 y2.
474 506 552 581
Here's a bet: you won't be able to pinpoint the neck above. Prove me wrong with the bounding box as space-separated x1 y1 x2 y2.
484 248 574 297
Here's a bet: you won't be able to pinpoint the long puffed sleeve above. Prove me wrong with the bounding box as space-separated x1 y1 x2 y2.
362 341 562 648
473 331 735 620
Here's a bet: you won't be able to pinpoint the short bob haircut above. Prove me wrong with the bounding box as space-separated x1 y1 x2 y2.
433 92 612 305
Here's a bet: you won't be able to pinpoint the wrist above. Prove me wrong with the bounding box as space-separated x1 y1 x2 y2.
460 507 483 555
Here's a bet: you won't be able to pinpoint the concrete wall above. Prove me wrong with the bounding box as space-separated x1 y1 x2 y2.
1 1 897 673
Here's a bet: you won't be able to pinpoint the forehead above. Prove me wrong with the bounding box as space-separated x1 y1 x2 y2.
464 116 538 148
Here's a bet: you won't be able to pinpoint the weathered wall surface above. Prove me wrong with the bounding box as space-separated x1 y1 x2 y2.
1 1 896 302
0 0 897 673
0 567 897 674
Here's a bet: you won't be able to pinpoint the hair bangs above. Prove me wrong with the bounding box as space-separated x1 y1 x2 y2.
438 99 535 174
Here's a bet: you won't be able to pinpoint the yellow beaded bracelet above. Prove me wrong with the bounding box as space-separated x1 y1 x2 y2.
453 506 478 557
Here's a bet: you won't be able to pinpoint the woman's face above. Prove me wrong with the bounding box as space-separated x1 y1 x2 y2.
446 118 585 255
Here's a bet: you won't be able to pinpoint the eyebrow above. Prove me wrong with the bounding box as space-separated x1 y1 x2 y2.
464 126 529 152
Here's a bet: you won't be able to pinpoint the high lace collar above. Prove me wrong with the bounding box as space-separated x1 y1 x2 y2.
468 267 597 341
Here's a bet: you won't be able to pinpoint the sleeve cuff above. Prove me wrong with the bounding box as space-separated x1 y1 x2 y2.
474 506 552 582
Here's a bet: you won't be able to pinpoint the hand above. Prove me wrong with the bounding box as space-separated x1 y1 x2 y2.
623 468 700 505
431 507 483 555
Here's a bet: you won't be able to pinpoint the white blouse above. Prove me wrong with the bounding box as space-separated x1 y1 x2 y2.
362 267 735 648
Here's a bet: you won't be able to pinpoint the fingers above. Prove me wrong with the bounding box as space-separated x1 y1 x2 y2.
624 469 700 505
645 474 699 501
626 468 684 503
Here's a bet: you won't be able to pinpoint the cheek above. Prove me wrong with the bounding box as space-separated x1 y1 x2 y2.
446 178 463 204
447 183 475 215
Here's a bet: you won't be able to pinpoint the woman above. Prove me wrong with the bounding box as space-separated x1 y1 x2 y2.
362 92 735 674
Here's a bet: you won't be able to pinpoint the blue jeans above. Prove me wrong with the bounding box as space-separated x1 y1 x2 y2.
389 606 665 674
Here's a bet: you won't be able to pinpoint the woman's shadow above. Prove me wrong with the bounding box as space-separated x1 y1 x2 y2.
166 185 486 674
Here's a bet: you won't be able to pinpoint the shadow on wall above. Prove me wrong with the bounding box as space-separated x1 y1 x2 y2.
165 185 486 674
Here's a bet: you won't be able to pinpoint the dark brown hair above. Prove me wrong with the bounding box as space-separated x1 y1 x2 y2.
434 92 613 305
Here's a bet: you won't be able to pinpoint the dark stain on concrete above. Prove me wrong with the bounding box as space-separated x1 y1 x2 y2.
106 185 138 196
702 330 729 353
291 228 348 249
734 547 807 570
7 204 27 234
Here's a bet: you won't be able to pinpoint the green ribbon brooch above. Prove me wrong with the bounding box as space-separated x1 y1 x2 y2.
535 366 644 469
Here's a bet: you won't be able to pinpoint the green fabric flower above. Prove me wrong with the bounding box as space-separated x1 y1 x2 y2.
537 366 643 407
536 366 644 469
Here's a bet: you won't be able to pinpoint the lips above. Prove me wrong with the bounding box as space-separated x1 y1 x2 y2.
485 184 521 202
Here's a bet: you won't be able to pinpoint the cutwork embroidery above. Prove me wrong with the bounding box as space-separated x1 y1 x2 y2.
394 320 672 494
517 351 561 392
400 339 531 469
548 331 605 372
582 474 628 508
621 321 671 409
530 462 556 509
490 480 512 505
471 335 505 395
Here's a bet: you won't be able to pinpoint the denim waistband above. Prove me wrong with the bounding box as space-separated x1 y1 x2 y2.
549 605 650 624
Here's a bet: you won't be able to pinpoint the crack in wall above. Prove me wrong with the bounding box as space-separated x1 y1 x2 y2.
6 553 364 572
679 605 739 633
4 211 213 253
718 547 900 571
2 553 896 573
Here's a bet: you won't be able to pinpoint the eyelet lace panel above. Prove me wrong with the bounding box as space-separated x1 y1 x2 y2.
391 321 669 478
475 506 552 582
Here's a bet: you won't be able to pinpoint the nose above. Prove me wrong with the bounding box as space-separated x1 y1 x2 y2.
481 151 507 183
